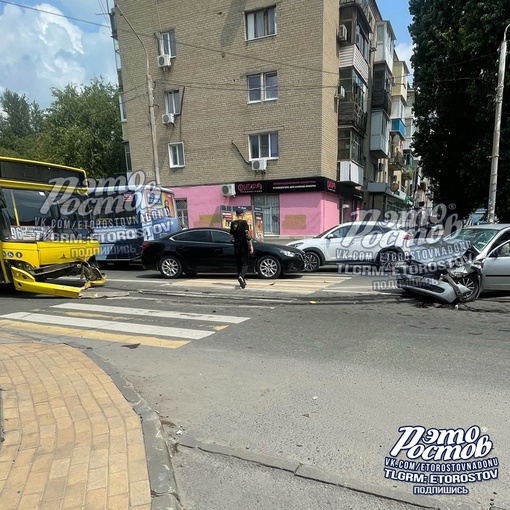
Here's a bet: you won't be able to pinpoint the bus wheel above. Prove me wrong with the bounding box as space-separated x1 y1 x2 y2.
159 255 182 279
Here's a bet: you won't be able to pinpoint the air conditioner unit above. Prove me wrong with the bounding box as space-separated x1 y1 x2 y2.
337 24 347 42
162 113 175 125
157 54 172 68
221 184 236 197
251 159 267 172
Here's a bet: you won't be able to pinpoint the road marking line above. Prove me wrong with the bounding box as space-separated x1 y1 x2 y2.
52 303 250 323
321 289 376 294
167 282 333 294
0 320 189 349
0 313 213 339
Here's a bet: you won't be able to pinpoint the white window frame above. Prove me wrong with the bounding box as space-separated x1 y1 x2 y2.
165 90 181 115
168 142 185 168
246 6 277 41
247 72 278 103
249 132 279 160
159 30 176 57
176 198 188 229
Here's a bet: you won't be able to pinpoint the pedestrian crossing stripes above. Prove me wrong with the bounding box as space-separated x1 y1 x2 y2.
163 275 352 294
0 304 251 350
53 303 250 323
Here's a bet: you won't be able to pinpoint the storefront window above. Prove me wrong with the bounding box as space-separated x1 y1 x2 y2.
253 194 279 235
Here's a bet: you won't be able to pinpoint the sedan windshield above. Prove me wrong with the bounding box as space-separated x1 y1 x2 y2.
445 228 499 251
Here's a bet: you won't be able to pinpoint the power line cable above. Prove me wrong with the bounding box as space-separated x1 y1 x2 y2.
0 0 500 85
0 0 108 27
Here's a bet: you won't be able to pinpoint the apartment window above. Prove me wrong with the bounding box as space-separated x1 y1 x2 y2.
246 6 276 40
123 142 132 172
338 129 364 165
165 90 181 115
159 30 176 57
374 69 391 93
249 132 279 160
176 199 189 229
355 24 369 62
118 92 126 121
247 72 278 102
339 69 367 111
168 142 185 168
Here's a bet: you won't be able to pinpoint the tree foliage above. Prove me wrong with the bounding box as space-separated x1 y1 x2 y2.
409 0 510 220
0 91 44 158
0 78 125 179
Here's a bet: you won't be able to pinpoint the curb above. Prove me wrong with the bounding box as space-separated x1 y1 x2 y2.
179 434 490 510
78 346 182 510
0 389 3 448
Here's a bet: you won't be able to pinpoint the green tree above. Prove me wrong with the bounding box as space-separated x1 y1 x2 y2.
0 90 43 158
409 0 510 221
40 77 125 179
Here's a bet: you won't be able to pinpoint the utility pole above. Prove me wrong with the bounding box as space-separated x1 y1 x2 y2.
115 5 161 186
487 23 510 224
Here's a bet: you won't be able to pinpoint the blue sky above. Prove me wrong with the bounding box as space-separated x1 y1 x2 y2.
0 0 116 108
0 0 413 109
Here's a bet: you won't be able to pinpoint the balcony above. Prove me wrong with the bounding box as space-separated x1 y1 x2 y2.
338 102 368 133
370 111 389 158
388 153 404 170
339 45 369 84
370 134 389 158
340 0 370 25
371 90 391 115
401 166 414 180
390 118 405 138
338 160 364 186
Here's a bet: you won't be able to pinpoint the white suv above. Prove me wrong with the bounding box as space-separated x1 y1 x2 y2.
287 221 412 272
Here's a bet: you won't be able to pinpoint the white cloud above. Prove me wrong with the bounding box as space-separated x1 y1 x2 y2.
0 2 116 109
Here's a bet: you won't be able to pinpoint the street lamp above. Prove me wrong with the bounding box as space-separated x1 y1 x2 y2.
115 5 160 186
487 23 510 224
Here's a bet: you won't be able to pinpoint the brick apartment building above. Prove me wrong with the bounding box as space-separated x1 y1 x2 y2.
112 0 416 239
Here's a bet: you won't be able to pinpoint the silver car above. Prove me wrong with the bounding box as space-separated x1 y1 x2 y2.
444 224 510 299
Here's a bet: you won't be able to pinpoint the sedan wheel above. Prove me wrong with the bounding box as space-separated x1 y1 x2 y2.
257 255 282 279
159 255 183 279
303 251 321 272
457 274 480 303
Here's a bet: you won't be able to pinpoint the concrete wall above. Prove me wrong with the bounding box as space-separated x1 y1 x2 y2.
173 183 339 236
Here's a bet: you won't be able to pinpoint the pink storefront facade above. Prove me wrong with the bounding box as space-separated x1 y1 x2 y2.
173 177 362 240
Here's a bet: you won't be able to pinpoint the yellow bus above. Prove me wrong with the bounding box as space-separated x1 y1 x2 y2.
0 156 106 297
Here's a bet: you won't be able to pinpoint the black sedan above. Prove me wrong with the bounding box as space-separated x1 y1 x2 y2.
141 227 305 279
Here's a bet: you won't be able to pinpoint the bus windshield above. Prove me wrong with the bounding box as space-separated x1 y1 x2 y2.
1 187 92 242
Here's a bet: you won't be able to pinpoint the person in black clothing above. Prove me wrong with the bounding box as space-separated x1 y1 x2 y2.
230 208 254 288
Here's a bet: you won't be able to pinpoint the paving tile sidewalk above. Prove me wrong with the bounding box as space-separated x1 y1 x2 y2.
0 342 154 510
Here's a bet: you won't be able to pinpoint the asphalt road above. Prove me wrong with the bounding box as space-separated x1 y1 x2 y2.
1 267 509 510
